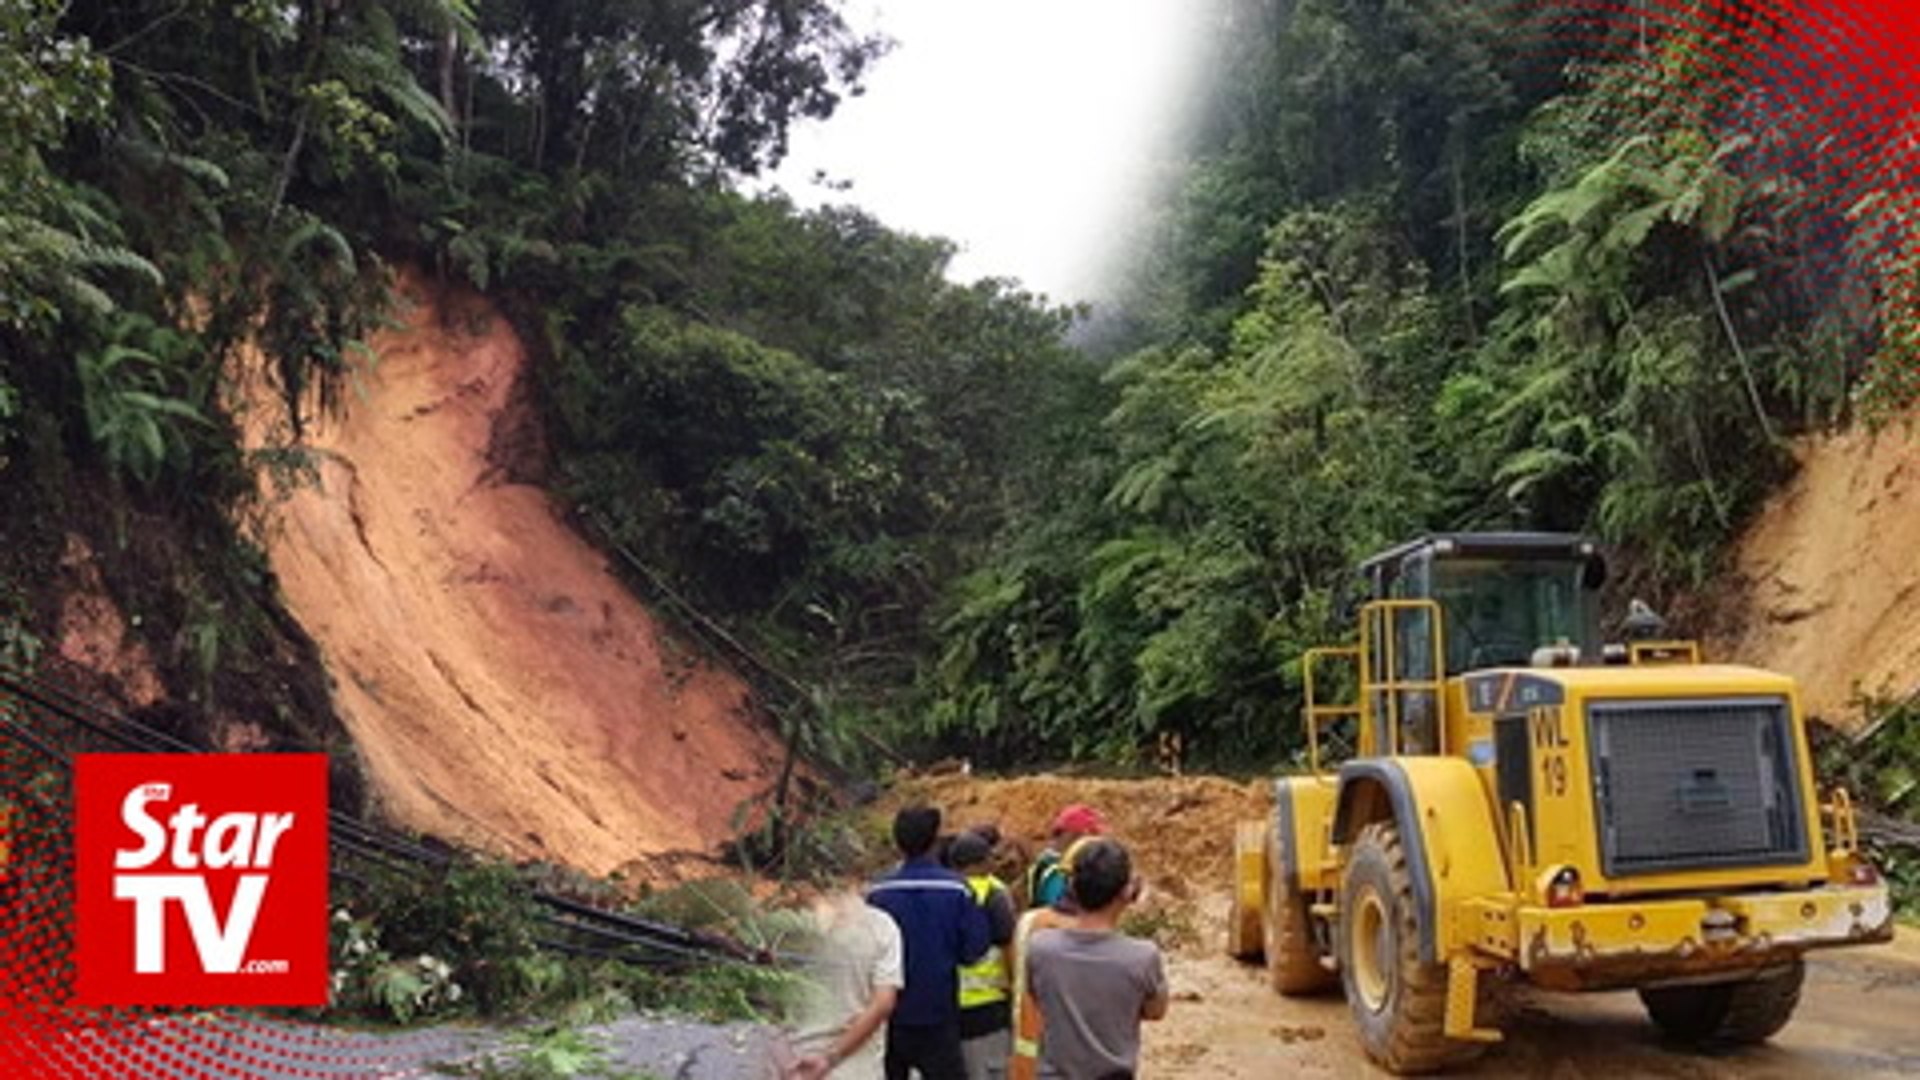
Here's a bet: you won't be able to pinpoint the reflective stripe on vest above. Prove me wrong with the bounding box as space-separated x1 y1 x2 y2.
1010 906 1068 1067
959 874 1011 1008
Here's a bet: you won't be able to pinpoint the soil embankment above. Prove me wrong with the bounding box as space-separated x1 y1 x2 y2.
1717 421 1920 727
893 771 1269 891
245 276 781 878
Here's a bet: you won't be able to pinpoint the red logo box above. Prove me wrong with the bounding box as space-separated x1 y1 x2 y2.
75 754 329 1006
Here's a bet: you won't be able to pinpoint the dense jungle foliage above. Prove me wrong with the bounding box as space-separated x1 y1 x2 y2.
925 0 1920 766
0 0 1914 776
0 0 1080 763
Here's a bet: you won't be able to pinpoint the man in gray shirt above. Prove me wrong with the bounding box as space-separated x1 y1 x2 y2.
1026 839 1169 1079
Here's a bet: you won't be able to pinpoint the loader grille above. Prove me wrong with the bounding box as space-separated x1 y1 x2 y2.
1587 697 1807 876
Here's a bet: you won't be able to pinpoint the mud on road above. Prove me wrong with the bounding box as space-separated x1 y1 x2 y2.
1149 895 1920 1078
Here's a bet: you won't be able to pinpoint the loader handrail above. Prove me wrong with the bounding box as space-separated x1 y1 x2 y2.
1303 646 1362 775
1358 598 1447 756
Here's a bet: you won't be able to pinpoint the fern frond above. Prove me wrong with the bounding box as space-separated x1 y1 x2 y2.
74 240 164 287
282 217 357 275
1107 456 1180 514
56 275 117 317
1494 446 1581 499
167 152 232 192
1601 203 1666 254
330 41 453 141
59 196 117 239
1486 363 1574 425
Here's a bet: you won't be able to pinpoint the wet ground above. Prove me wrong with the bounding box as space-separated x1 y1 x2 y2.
69 926 1915 1078
1147 907 1920 1078
61 1012 778 1079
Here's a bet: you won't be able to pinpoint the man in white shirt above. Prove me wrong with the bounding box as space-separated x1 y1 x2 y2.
785 890 905 1079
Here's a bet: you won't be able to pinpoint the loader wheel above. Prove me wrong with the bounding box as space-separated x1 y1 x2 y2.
1639 960 1805 1046
1338 820 1487 1074
1264 818 1333 994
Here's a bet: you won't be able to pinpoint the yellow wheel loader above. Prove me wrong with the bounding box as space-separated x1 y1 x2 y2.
1226 533 1893 1073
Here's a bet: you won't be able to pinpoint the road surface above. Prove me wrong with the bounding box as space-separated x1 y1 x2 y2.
1146 898 1920 1078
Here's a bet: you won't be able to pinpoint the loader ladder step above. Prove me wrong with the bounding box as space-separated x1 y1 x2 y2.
1444 956 1503 1043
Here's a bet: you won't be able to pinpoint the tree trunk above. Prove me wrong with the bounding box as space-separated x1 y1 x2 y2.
437 27 459 133
1705 253 1776 442
1861 809 1920 850
1452 146 1477 344
269 0 328 221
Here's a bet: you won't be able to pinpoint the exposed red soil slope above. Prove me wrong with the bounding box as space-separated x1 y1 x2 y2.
1716 420 1920 728
245 276 781 877
52 533 165 710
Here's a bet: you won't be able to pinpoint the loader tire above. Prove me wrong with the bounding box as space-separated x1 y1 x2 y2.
1264 818 1334 994
1338 820 1487 1074
1639 960 1804 1046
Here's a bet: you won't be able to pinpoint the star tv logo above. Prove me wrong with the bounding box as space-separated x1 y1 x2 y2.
75 754 329 1006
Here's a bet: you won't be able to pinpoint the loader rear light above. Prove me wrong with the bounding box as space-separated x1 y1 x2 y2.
1849 862 1882 886
1546 867 1583 908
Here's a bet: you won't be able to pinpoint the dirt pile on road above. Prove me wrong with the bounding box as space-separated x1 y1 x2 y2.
242 275 782 878
885 772 1268 898
1716 420 1920 727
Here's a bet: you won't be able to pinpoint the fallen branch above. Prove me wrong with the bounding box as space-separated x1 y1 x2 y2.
1860 810 1920 850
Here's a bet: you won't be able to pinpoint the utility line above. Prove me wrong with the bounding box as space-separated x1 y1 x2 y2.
0 664 776 970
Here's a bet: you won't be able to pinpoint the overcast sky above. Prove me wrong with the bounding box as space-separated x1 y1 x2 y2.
762 1 1217 306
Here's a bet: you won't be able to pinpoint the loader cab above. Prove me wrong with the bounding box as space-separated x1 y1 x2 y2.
1345 533 1605 756
1358 532 1607 676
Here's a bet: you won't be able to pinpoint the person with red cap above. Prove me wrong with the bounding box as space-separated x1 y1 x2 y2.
1024 804 1106 912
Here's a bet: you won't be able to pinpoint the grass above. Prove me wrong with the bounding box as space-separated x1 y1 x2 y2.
1120 902 1201 951
432 1025 663 1080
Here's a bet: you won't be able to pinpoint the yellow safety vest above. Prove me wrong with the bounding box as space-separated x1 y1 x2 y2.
958 874 1010 1009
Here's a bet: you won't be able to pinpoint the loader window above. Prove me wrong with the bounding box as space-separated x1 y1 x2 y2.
1433 558 1600 672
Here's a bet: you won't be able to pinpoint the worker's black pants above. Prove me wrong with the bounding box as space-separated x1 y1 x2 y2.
885 1018 967 1080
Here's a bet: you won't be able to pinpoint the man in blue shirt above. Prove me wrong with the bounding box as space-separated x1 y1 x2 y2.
868 805 990 1080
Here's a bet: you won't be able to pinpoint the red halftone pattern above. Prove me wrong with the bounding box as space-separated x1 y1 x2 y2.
1490 0 1919 385
0 696 483 1077
0 706 157 1077
1505 5 1918 197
